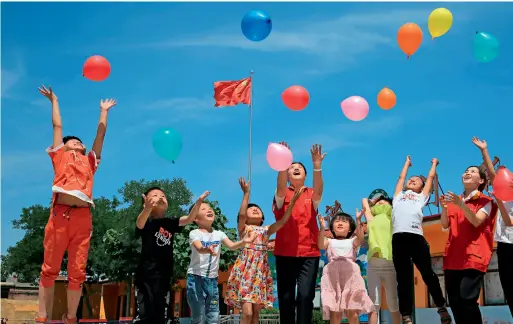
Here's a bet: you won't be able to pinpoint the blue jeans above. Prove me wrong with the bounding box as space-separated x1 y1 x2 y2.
186 274 220 324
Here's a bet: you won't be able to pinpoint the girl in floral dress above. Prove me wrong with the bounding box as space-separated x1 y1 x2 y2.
225 178 304 324
318 210 377 324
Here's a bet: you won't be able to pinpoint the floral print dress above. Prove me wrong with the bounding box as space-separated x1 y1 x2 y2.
225 225 275 309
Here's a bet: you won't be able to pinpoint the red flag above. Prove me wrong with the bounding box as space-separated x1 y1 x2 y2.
213 77 251 107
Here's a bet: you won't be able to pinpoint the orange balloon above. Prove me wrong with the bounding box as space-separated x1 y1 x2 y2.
397 23 423 59
377 87 397 110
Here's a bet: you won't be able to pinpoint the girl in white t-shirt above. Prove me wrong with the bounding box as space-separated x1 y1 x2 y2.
472 137 513 316
391 155 451 324
186 201 256 324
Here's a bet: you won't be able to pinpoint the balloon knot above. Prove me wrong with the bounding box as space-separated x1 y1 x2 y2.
476 31 479 34
172 161 175 164
432 37 435 41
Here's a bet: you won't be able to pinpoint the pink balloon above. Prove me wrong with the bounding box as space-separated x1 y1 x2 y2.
266 143 293 172
341 96 370 121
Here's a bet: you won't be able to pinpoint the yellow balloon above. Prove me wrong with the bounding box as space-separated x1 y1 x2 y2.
428 8 453 39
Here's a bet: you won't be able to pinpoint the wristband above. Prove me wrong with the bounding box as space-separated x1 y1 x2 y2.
313 168 322 172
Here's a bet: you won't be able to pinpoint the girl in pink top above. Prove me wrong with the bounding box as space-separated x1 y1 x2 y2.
318 210 376 324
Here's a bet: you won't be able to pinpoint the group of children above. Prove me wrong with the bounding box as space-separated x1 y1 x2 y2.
33 85 512 324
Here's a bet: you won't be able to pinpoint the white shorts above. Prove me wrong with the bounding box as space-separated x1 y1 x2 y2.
367 257 399 312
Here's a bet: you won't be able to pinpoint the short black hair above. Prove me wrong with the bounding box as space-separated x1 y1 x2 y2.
141 186 165 205
374 196 393 206
291 161 307 177
330 212 356 239
236 203 265 226
466 165 488 192
63 136 83 144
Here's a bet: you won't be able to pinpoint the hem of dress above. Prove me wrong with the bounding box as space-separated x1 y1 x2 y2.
225 298 274 310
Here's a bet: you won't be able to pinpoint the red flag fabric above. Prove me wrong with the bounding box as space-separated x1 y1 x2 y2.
213 77 251 107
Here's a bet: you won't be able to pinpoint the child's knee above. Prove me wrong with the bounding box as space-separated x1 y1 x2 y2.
346 310 359 320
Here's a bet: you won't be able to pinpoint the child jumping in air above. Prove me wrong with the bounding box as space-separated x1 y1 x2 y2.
132 188 209 324
362 196 400 324
35 86 117 324
391 156 451 324
187 199 257 324
225 178 305 324
318 210 376 324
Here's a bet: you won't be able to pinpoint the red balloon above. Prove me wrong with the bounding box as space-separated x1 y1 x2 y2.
492 167 513 201
83 55 111 82
282 85 310 111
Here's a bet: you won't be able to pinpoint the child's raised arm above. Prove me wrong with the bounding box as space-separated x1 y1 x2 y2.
361 198 374 223
317 214 329 250
268 187 305 235
91 99 117 159
222 231 257 250
311 144 326 202
353 208 365 247
237 178 250 238
39 85 63 148
179 191 210 226
394 155 412 197
137 194 158 229
422 158 439 197
472 137 496 183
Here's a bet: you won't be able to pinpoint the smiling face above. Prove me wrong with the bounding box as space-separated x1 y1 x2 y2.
195 202 216 227
64 137 86 155
330 214 355 239
246 204 264 226
462 166 486 191
287 162 306 186
405 176 424 193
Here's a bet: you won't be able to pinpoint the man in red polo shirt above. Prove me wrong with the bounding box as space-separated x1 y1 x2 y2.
442 165 498 324
272 143 325 324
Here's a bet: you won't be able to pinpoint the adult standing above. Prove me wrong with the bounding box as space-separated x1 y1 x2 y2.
272 143 325 324
442 160 498 324
471 137 513 316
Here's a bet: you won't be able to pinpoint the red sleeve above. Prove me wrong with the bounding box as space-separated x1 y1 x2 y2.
88 151 101 174
46 144 66 170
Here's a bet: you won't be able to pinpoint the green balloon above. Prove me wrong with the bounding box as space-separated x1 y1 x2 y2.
152 128 182 162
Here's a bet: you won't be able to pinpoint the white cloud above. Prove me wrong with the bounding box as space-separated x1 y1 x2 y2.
1 150 51 181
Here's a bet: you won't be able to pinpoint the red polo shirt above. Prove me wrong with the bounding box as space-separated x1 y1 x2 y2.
272 186 321 257
443 191 498 273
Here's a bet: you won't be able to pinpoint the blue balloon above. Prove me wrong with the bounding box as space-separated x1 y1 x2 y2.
241 10 272 42
473 32 499 63
152 128 182 163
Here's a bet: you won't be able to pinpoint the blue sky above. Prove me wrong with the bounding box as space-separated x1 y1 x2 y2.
2 2 513 255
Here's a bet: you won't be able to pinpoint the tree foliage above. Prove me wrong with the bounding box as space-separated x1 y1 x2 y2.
1 177 239 286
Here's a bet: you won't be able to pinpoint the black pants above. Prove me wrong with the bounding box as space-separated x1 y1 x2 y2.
445 269 484 324
132 278 172 324
275 256 319 324
392 233 446 316
497 242 513 316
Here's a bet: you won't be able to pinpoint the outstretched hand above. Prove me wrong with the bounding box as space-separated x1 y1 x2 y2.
472 137 487 151
197 191 210 202
311 144 327 165
291 186 306 202
207 244 218 256
142 194 159 210
239 177 250 194
317 214 326 231
279 141 290 149
38 85 57 102
100 98 117 111
242 231 257 243
444 192 463 207
356 208 364 220
405 155 412 167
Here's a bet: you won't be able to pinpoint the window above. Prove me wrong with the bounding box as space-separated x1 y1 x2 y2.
484 251 505 305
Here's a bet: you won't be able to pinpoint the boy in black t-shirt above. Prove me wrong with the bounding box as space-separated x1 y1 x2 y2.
132 186 209 324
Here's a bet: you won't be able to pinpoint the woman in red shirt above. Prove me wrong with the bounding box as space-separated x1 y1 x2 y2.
442 165 498 324
272 143 325 324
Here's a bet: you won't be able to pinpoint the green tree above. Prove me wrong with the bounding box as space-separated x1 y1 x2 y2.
100 178 239 284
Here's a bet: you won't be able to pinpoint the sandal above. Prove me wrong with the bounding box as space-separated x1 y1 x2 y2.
35 317 47 324
62 314 77 324
402 316 413 324
437 307 453 324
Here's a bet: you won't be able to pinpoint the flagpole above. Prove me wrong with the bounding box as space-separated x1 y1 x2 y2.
248 70 254 193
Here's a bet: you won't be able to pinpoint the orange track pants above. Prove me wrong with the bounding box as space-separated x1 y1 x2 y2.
40 204 93 291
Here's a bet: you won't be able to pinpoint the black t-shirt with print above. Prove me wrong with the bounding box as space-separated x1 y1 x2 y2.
135 217 182 280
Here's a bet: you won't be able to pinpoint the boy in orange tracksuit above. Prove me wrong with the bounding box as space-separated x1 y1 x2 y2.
35 85 117 324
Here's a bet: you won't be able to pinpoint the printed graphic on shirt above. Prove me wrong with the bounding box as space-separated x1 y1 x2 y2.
202 240 221 248
411 221 421 230
397 192 423 203
155 227 173 247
